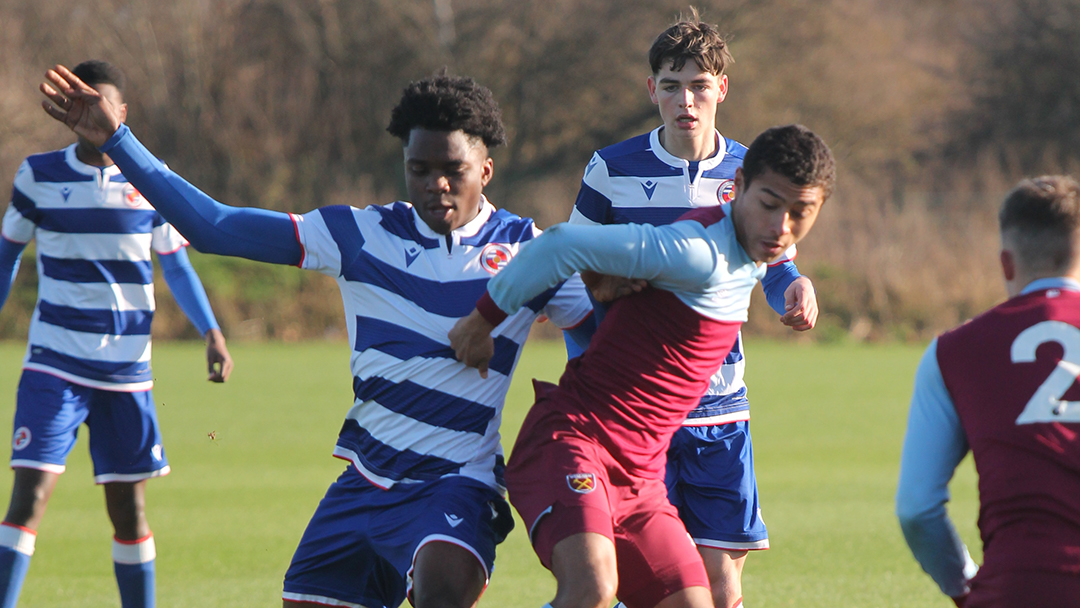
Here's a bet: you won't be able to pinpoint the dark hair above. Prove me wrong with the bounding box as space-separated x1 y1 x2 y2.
742 124 836 199
648 7 733 76
999 175 1080 274
387 73 507 148
72 60 125 92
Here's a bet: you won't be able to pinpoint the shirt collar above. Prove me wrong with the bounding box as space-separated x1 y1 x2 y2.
64 143 122 178
1020 277 1080 295
649 126 728 171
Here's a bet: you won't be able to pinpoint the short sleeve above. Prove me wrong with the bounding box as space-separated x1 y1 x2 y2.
151 218 189 254
4 162 39 244
294 208 343 276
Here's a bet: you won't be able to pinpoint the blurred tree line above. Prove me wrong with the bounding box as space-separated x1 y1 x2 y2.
1 0 1079 342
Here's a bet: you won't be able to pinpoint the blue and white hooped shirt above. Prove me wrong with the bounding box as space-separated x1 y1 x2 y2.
4 145 187 391
292 199 592 492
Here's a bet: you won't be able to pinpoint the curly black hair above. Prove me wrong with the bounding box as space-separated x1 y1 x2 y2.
387 73 507 148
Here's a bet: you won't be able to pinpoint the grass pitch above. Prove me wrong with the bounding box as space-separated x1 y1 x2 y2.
0 339 977 607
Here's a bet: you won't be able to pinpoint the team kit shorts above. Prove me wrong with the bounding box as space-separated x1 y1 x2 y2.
283 466 514 608
9 370 169 482
506 392 710 608
666 420 769 551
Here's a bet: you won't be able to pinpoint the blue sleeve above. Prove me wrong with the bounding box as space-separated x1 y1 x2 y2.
896 339 978 597
158 247 219 336
561 311 597 357
562 290 609 359
761 260 801 315
0 238 26 312
100 125 302 266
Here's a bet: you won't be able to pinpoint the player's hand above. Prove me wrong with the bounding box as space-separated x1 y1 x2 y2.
780 276 818 331
205 328 233 383
39 65 122 147
581 270 647 303
449 309 496 379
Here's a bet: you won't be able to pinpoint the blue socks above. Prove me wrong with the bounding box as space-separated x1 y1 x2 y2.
0 523 36 608
113 534 156 608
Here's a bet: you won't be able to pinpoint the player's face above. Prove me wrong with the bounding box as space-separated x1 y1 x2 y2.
78 83 127 149
404 129 493 235
731 167 825 263
647 61 727 147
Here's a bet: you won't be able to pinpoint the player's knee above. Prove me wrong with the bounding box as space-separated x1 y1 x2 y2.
555 571 618 608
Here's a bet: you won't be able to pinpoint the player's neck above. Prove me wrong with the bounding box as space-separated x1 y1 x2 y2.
659 125 718 162
75 140 113 168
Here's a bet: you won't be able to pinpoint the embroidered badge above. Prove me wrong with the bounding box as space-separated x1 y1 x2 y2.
566 472 596 494
717 179 736 203
480 243 513 274
12 427 30 451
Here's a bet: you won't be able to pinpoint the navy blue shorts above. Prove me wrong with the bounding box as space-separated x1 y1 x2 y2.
283 466 514 608
665 420 768 550
10 370 169 483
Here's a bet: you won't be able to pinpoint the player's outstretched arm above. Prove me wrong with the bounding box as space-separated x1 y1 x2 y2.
40 65 301 266
158 248 233 382
780 276 818 331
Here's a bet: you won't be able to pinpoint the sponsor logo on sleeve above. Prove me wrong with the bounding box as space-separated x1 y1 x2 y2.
566 472 596 494
151 444 163 461
481 243 513 274
717 179 736 203
12 427 31 451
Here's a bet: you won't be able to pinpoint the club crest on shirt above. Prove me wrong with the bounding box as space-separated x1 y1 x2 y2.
567 472 596 494
480 243 513 274
122 184 145 208
717 179 736 203
12 427 30 451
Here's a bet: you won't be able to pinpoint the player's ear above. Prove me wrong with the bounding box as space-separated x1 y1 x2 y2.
733 166 744 197
480 157 494 187
717 74 728 103
646 75 658 104
1000 249 1016 281
118 103 128 124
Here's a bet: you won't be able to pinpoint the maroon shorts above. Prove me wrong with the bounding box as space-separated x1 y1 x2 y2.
505 383 709 608
968 569 1080 608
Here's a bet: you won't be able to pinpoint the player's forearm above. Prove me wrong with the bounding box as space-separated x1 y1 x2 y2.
898 511 977 597
100 125 302 265
159 248 219 336
483 222 713 319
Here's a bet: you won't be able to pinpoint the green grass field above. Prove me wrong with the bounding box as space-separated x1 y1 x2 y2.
0 339 979 607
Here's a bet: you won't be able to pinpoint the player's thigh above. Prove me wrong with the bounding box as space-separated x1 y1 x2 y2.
85 388 168 482
613 480 709 608
10 371 90 472
670 422 768 550
285 468 511 608
506 409 617 570
405 476 514 605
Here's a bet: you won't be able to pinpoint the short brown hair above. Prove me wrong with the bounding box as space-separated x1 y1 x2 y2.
999 175 1080 274
743 124 836 200
648 7 733 76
